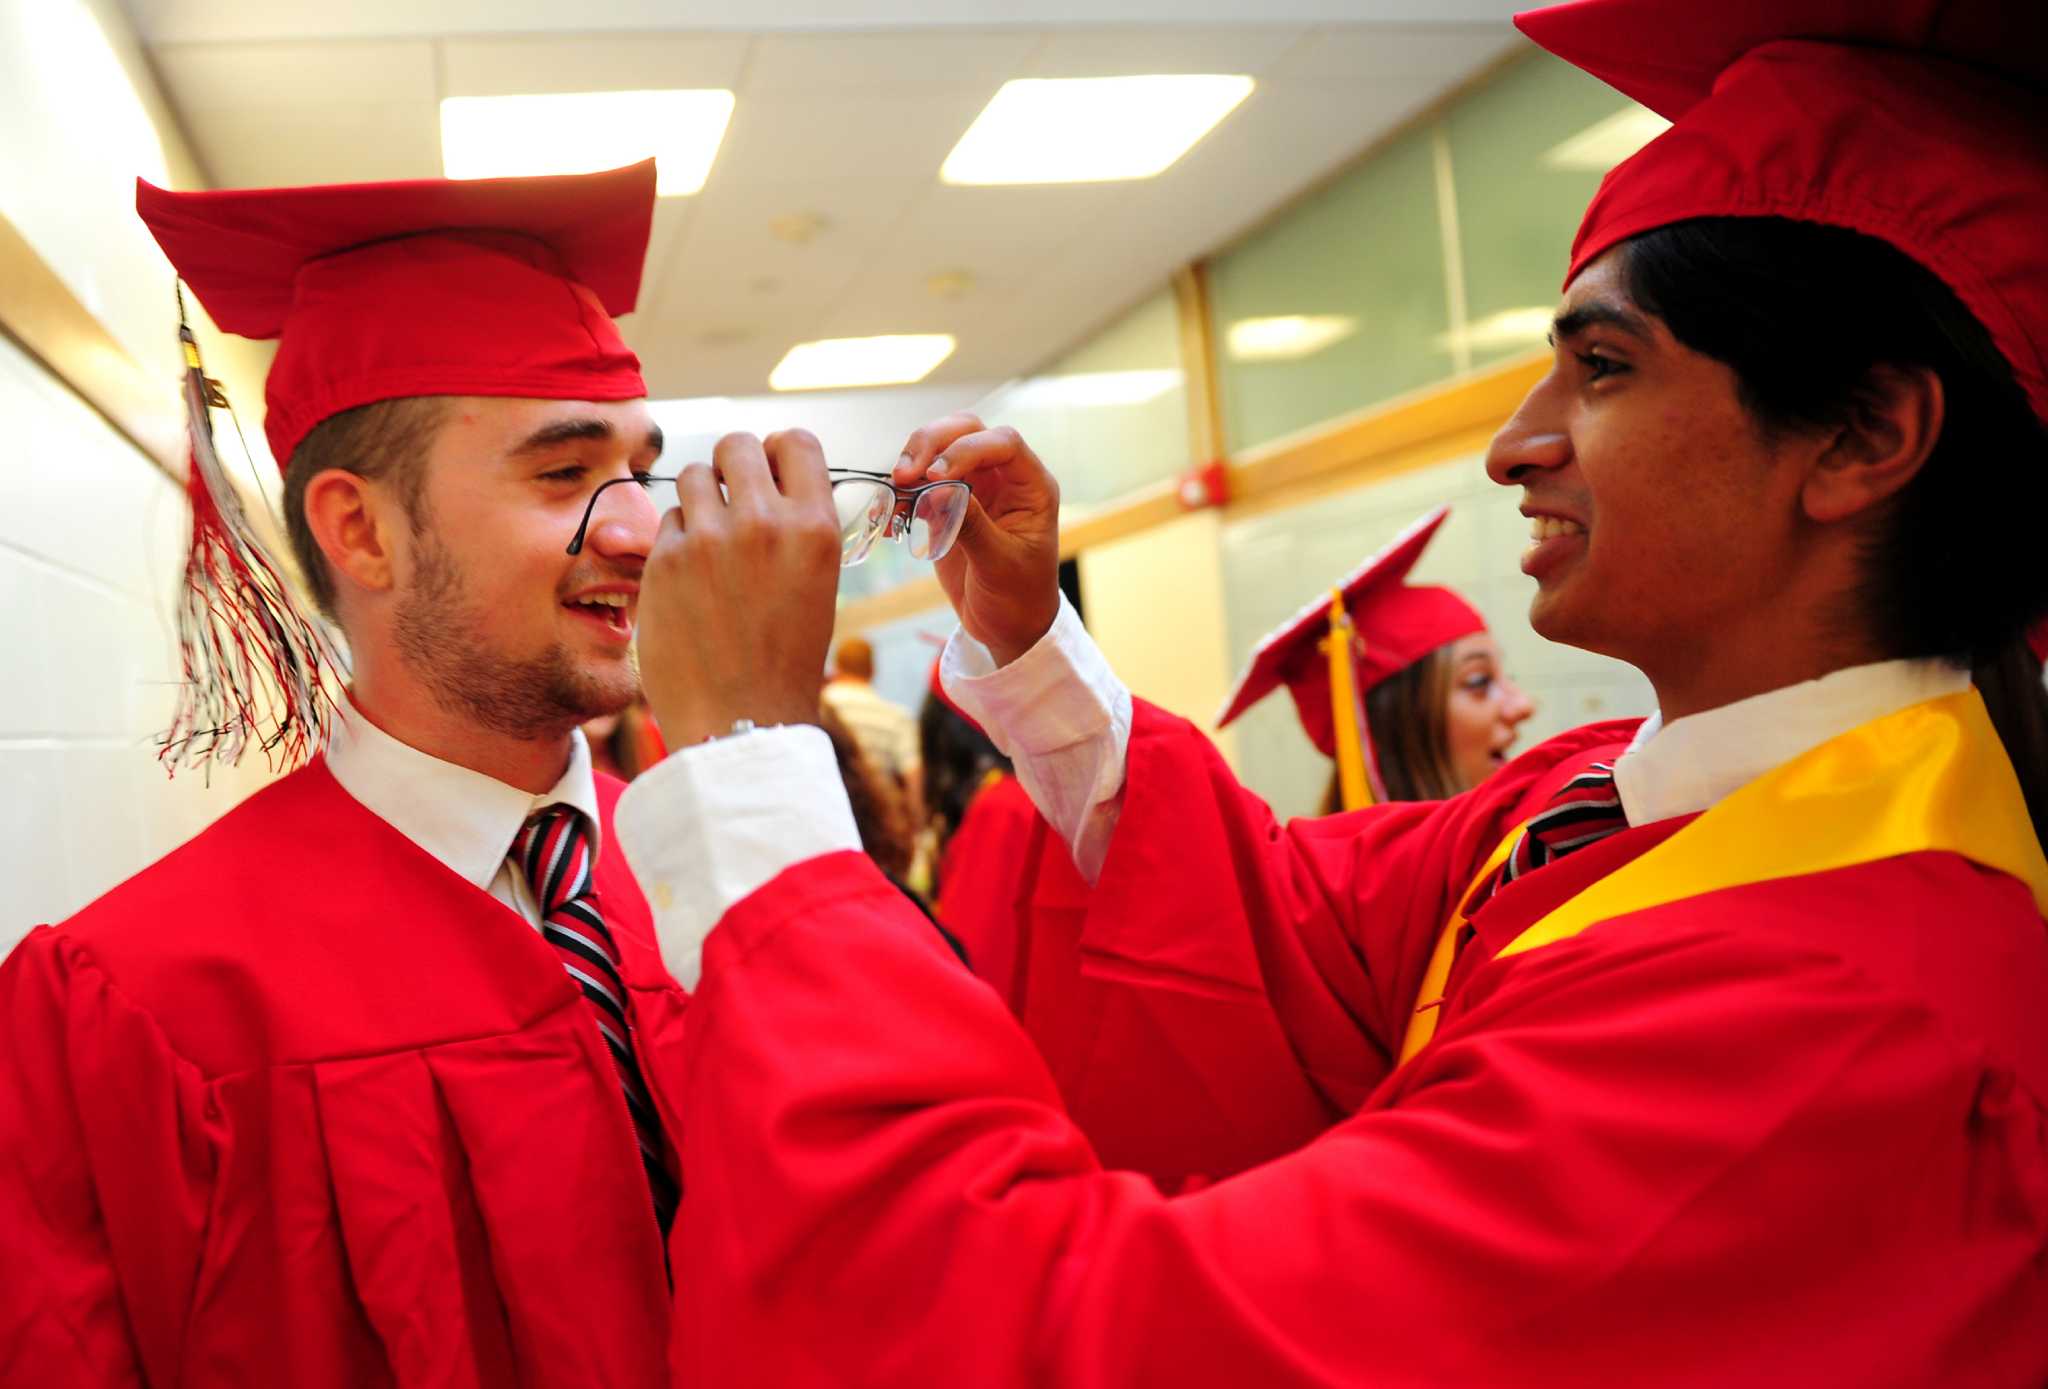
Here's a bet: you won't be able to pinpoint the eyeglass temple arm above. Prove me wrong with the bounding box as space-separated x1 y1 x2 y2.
566 474 678 556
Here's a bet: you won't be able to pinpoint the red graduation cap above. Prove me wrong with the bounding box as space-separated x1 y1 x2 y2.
1516 0 2048 425
136 159 656 469
1216 506 1486 759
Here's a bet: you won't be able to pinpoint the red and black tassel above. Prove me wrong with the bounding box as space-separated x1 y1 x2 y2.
158 298 340 778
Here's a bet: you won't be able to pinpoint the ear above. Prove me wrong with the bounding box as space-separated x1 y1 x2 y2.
302 469 401 599
1799 364 1944 524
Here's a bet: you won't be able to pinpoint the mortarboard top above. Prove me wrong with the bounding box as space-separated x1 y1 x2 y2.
1515 0 2048 425
1215 505 1486 758
136 160 657 469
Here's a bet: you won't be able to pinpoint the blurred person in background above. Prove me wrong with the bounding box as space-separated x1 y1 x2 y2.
817 700 918 892
1216 506 1536 816
613 0 2048 1381
920 659 1011 869
583 696 668 781
821 634 924 831
820 698 969 963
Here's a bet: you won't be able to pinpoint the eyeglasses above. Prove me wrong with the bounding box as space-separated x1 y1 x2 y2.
566 470 972 568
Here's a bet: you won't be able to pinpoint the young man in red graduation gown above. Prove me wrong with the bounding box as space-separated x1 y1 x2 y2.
0 163 819 1385
610 1 2048 1383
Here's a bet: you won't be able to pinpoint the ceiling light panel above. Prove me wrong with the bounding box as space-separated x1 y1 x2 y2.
941 75 1254 186
770 335 957 391
440 89 735 195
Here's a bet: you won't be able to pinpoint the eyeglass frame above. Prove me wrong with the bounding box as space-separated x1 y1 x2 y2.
564 469 972 562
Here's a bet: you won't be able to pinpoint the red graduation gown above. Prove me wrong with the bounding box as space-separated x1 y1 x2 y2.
670 700 2048 1387
935 773 1087 1013
0 760 689 1388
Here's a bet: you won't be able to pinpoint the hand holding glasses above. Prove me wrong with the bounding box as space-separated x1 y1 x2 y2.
568 470 972 567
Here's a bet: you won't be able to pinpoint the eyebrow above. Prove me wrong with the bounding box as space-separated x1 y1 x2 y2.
509 417 665 458
1549 299 1653 344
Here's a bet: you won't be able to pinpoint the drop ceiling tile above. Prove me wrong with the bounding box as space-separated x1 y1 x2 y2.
682 176 930 255
633 199 698 319
743 31 1044 91
888 183 1126 271
181 102 445 186
440 33 752 96
648 175 926 320
1024 26 1308 76
712 88 994 189
151 40 437 109
1268 25 1518 84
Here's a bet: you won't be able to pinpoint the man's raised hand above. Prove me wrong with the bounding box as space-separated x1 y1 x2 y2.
637 430 842 746
894 415 1061 667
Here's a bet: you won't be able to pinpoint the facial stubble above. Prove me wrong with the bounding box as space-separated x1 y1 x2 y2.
392 532 637 739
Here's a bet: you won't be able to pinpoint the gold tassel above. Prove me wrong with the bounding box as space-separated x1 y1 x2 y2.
1322 589 1376 811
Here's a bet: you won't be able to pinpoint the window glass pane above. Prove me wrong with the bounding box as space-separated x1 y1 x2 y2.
973 288 1190 513
1219 454 1651 820
1209 126 1450 455
1446 52 1667 369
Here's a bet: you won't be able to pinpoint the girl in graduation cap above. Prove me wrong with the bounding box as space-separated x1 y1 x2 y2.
613 0 2048 1380
1217 505 1536 815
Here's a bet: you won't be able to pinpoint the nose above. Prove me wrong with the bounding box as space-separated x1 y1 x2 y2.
1498 674 1536 727
583 480 660 562
1484 371 1573 488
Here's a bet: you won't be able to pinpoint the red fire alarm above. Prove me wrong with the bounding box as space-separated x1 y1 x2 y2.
1175 459 1230 511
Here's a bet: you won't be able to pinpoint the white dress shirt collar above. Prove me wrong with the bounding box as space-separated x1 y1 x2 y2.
1611 657 1970 827
324 695 603 889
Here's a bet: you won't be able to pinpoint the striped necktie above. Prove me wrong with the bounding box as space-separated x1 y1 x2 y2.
514 805 679 1231
1467 761 1628 914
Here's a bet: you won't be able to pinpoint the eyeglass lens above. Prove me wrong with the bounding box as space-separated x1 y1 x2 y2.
569 473 967 568
830 476 970 567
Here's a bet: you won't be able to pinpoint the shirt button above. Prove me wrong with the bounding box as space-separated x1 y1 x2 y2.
652 883 675 911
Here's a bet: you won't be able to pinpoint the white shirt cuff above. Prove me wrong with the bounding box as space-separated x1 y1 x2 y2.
613 723 861 990
939 595 1133 881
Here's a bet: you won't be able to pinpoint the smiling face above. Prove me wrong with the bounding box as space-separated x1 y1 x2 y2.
1439 633 1534 792
388 396 666 740
1484 249 1816 684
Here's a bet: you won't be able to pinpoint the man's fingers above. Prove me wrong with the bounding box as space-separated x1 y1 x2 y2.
762 428 832 511
926 426 1048 497
674 460 724 528
896 413 986 486
712 431 773 504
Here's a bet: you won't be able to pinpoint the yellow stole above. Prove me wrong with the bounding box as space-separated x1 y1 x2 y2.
1398 689 2048 1065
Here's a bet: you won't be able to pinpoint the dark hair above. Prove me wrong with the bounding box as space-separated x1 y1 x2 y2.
919 695 1011 846
588 701 663 781
282 397 448 618
1622 217 2048 844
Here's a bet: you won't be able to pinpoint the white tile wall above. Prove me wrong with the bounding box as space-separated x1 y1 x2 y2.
0 334 276 952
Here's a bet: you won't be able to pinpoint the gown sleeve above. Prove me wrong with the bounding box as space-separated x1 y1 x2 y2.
672 849 2003 1388
0 926 219 1388
995 699 1547 1183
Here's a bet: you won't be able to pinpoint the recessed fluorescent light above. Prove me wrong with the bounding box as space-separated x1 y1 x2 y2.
1542 107 1672 172
440 89 735 196
770 336 957 392
941 75 1254 186
1008 369 1183 409
1433 306 1556 355
648 396 739 436
1225 315 1357 362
